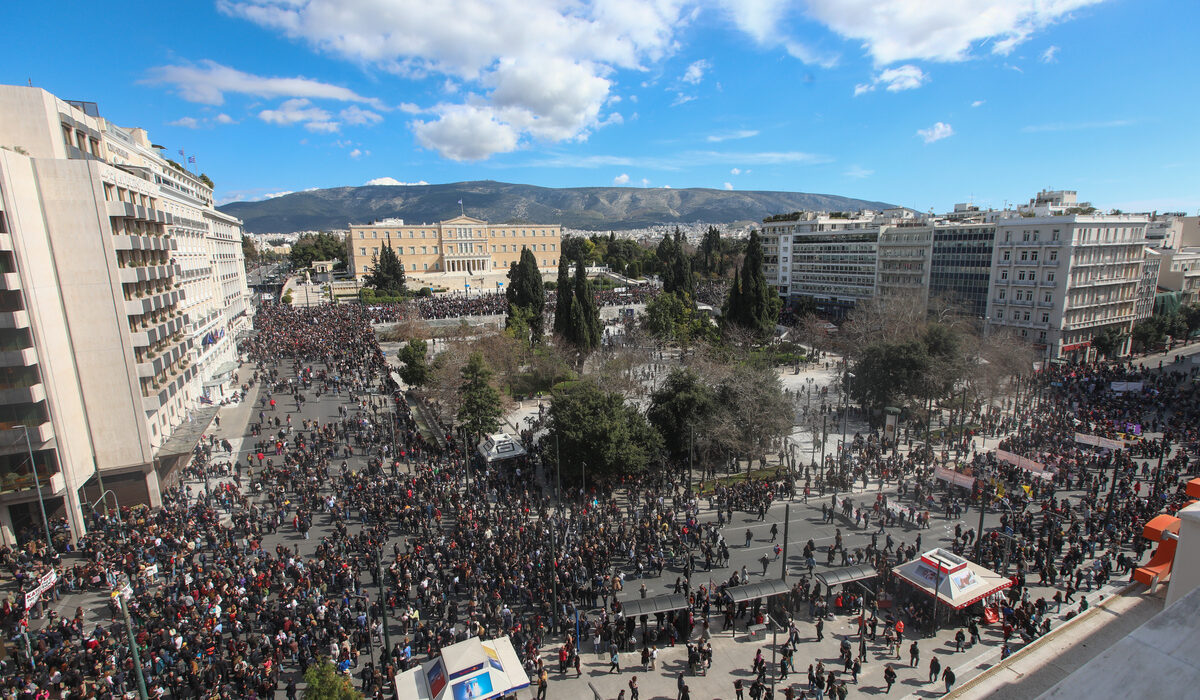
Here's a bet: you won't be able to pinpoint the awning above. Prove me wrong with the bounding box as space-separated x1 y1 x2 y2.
154 405 220 458
619 593 690 618
892 548 1012 610
816 564 878 589
725 578 792 604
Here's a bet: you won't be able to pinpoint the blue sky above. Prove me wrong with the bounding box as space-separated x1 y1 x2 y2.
3 1 1196 214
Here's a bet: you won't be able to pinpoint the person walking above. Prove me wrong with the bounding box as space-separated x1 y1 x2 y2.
883 664 897 693
942 666 956 694
928 656 941 684
628 676 639 700
909 641 919 668
734 678 745 700
609 649 620 673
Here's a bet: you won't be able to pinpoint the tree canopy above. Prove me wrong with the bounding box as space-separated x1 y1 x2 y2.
505 248 545 344
456 353 503 438
302 661 363 700
557 260 601 354
1091 325 1127 360
290 232 346 270
642 291 715 347
363 243 407 297
722 230 779 337
647 368 715 463
548 379 661 487
396 339 430 387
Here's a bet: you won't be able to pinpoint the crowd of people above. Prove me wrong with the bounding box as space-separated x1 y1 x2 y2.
0 296 1195 699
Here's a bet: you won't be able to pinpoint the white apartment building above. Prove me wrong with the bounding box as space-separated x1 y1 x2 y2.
0 86 250 545
986 214 1148 361
875 222 997 319
1158 247 1200 305
760 212 891 318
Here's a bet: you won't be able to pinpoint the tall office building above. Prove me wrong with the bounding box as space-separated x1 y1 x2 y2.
0 85 250 545
875 222 996 319
760 212 900 318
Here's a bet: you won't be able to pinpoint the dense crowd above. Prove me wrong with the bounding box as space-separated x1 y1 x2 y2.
0 297 1195 699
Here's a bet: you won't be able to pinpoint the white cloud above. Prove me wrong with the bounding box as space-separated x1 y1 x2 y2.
398 102 424 114
144 58 384 108
917 121 954 143
258 98 339 133
412 103 519 161
720 0 838 67
170 117 201 128
613 173 630 185
1020 119 1133 133
219 0 690 160
804 0 1103 64
724 182 733 190
641 178 651 187
844 165 874 179
263 191 293 199
339 105 383 126
853 64 928 95
682 59 710 85
1041 45 1060 63
730 167 741 175
707 129 759 143
971 100 985 107
364 177 428 186
349 148 368 158
671 93 697 106
215 113 236 124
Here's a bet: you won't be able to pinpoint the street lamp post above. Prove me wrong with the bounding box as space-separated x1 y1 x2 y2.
114 591 150 700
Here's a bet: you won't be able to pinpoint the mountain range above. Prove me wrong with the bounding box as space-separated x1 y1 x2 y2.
218 180 897 233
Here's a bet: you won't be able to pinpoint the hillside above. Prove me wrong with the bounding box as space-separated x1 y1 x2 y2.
219 180 897 233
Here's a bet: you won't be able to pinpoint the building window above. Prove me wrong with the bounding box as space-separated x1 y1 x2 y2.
1030 251 1038 261
1041 313 1049 323
1020 251 1028 261
1002 251 1011 261
1049 250 1057 261
360 247 366 256
999 289 1006 300
997 310 1004 319
1046 272 1055 282
1000 270 1008 280
1023 312 1031 321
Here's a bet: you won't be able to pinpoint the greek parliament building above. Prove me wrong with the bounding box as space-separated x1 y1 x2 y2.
0 85 251 546
347 216 563 278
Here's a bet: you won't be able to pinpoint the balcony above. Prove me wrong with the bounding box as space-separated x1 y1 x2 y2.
0 383 45 405
106 200 173 225
142 393 161 412
0 273 20 291
113 234 178 252
117 263 179 285
0 311 30 329
0 347 37 367
0 234 12 252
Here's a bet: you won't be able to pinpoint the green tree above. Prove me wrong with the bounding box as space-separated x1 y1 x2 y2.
396 339 430 387
457 353 503 438
642 291 714 346
198 173 214 189
563 260 601 353
552 256 573 337
290 232 346 270
302 661 364 700
505 248 546 343
548 380 662 487
364 243 407 296
1182 304 1200 339
648 368 716 463
850 340 931 411
722 231 780 337
241 235 259 270
561 236 594 265
1091 325 1127 360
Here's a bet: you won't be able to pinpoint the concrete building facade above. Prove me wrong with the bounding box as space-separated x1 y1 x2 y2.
986 214 1148 361
0 85 250 545
760 213 887 318
347 215 562 279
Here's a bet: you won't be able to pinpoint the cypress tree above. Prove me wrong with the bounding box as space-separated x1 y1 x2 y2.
553 255 573 336
505 248 545 342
